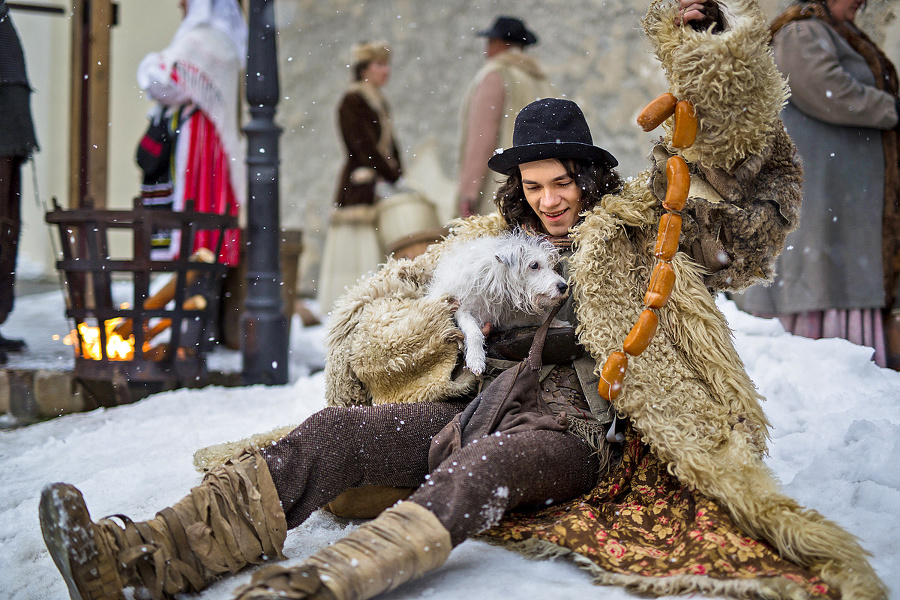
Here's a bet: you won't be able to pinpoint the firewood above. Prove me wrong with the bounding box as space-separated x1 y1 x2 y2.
141 295 209 347
115 248 215 338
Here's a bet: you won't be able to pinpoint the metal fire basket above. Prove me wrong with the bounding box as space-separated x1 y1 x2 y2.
46 198 237 397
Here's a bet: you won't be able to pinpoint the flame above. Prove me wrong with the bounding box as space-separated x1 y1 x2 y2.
64 318 135 360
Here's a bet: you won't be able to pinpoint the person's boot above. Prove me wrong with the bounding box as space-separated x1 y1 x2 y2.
233 501 451 600
39 446 287 600
0 333 26 352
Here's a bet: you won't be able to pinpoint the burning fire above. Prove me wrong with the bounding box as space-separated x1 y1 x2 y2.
61 296 190 362
64 318 135 360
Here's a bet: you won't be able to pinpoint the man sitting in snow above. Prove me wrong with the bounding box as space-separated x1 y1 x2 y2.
38 1 887 599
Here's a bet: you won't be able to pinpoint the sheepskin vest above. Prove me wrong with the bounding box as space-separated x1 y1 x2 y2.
458 51 553 215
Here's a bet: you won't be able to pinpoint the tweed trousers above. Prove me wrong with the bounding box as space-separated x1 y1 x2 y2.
262 401 599 546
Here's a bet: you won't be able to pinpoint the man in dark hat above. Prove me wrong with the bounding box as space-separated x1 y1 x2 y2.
456 15 552 218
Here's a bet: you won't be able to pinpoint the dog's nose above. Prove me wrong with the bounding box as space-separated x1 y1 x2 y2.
557 282 568 294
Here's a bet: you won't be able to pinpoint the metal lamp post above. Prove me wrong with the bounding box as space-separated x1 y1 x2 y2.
241 0 288 385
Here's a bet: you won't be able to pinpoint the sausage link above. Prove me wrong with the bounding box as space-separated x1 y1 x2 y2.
672 100 697 148
644 262 676 309
664 155 690 212
636 92 678 132
623 309 659 356
599 351 628 401
654 213 683 260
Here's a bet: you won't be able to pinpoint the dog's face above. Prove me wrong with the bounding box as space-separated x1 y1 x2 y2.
494 238 568 314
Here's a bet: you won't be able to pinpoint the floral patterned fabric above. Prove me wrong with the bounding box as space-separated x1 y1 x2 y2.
480 425 837 598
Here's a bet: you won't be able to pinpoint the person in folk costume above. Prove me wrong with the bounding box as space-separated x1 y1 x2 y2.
316 40 403 313
732 0 900 369
38 1 888 600
136 0 246 267
457 15 553 218
0 0 39 364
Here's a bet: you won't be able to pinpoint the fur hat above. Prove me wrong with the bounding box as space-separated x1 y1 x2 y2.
488 98 618 174
352 40 391 66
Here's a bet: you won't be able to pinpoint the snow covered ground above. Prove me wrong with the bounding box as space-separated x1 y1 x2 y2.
1 290 898 599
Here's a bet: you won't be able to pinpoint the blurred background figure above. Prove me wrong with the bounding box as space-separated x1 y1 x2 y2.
136 0 246 345
456 16 552 217
733 0 900 369
136 0 246 268
0 0 39 364
317 40 403 312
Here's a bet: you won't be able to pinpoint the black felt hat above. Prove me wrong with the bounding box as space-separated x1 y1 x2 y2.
477 16 538 46
488 98 618 175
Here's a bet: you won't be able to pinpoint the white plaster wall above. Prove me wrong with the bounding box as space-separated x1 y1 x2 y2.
13 2 181 280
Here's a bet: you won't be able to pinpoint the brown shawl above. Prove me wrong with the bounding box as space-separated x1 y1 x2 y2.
771 1 900 308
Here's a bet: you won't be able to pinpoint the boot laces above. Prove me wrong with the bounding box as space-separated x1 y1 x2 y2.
99 512 207 600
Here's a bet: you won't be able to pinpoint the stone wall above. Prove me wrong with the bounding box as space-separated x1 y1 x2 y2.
272 0 894 298
275 0 675 295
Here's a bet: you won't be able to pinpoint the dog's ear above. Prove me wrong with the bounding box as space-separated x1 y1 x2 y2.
495 246 525 268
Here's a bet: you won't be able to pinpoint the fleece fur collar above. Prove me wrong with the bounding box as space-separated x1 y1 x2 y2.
487 49 547 81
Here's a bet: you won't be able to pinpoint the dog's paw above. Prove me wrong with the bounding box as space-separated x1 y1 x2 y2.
466 359 486 375
465 347 487 375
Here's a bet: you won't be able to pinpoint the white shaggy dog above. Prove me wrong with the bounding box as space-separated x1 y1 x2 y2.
426 231 569 375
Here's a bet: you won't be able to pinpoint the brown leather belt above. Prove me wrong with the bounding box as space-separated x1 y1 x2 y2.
486 325 585 363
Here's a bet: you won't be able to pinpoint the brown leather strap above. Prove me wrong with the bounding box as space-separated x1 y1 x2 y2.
105 514 166 600
102 511 206 600
158 507 208 591
486 325 584 362
526 297 567 371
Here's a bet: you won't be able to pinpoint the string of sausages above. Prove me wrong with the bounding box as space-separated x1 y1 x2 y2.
597 92 697 402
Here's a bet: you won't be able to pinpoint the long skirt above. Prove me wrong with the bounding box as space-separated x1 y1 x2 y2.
756 308 887 367
315 205 383 313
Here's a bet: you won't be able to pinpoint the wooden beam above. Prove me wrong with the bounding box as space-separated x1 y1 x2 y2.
68 0 85 208
68 0 113 208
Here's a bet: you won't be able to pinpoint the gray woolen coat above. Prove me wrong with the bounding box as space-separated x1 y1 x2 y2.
734 16 898 314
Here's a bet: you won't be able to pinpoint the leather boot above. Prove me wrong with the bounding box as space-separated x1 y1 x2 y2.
0 333 26 351
233 502 451 600
40 446 286 600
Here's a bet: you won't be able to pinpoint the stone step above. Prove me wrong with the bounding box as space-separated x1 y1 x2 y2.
0 367 242 428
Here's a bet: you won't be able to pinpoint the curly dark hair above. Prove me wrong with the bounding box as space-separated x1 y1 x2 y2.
495 159 623 230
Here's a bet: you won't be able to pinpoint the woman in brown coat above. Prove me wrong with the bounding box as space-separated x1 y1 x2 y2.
317 40 403 311
334 42 402 207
